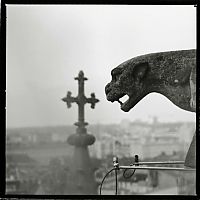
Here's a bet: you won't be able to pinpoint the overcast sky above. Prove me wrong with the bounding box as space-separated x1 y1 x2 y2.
6 5 196 128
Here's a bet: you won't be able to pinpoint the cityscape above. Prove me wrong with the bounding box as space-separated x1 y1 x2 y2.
6 117 196 195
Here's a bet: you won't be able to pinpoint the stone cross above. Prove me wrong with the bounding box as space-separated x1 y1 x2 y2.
62 71 99 194
62 70 99 134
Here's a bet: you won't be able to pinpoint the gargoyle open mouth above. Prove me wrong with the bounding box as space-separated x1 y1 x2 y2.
116 94 135 112
107 92 136 112
105 84 139 112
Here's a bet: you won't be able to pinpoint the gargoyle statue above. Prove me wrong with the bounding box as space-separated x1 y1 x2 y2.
105 49 196 168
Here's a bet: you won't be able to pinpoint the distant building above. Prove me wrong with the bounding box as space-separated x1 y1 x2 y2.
6 178 20 194
90 133 114 158
90 119 195 160
141 134 181 159
51 132 67 142
6 134 23 144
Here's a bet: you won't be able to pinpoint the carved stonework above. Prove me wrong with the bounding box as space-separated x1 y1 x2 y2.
105 49 196 113
105 49 196 194
62 70 99 194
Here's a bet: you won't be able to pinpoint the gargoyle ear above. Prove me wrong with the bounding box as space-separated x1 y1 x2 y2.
133 62 149 81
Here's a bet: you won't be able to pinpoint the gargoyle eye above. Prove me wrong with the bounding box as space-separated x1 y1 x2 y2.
112 73 121 82
116 74 120 80
111 68 121 81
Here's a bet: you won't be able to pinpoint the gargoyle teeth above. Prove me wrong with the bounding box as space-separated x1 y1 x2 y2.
117 100 123 105
118 95 129 105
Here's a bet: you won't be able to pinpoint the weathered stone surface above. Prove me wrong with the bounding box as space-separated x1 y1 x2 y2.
105 49 196 168
105 49 196 112
185 132 196 168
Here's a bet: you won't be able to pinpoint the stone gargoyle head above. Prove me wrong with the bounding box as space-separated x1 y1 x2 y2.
105 49 196 113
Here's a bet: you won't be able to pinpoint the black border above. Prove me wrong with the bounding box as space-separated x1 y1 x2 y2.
1 1 199 199
0 0 199 5
0 0 6 197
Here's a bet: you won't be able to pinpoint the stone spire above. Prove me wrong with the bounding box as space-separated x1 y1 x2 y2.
62 70 99 194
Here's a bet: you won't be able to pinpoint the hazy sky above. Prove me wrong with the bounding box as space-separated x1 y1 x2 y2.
6 5 196 128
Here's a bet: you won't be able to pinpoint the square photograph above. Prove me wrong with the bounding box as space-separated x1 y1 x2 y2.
6 5 196 195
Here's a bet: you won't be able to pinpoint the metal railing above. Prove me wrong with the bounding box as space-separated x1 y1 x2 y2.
99 155 196 195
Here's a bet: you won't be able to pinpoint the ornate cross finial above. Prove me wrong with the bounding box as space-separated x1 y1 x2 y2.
62 71 99 194
62 70 99 134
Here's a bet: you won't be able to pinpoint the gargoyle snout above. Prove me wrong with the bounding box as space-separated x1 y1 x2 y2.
105 83 111 95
